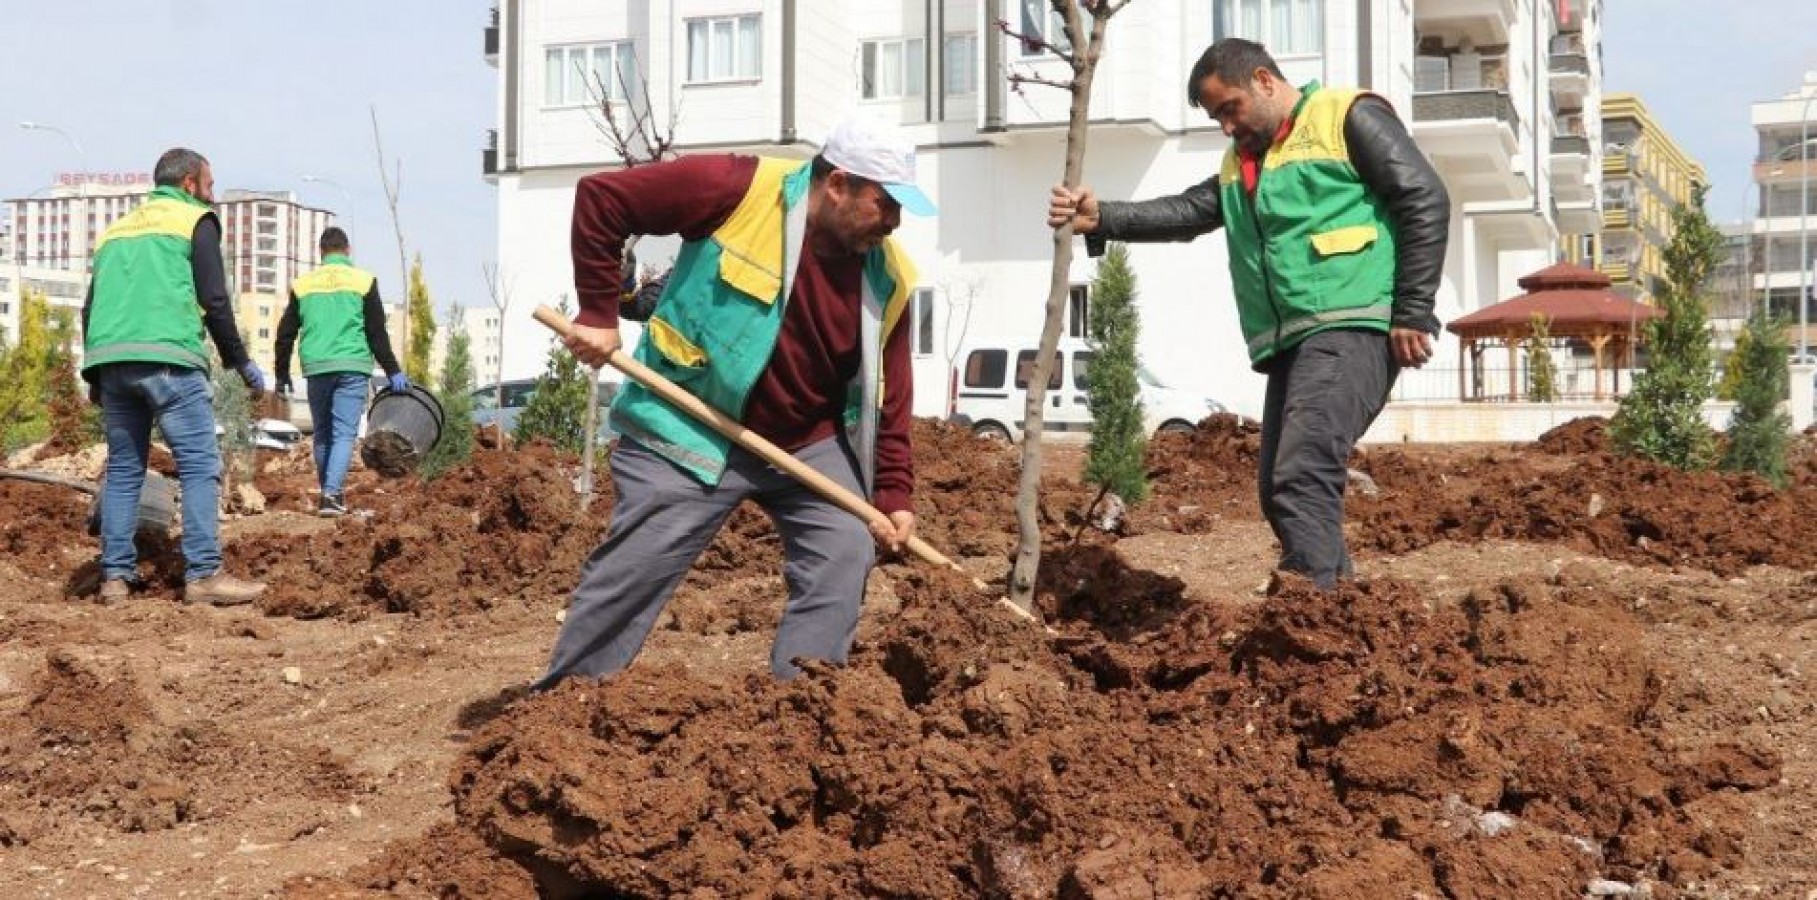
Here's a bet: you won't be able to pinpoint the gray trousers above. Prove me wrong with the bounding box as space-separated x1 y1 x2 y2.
537 434 876 687
1257 328 1399 589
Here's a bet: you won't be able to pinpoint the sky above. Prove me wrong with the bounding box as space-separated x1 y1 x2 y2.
1 0 497 310
3 0 1814 315
1600 0 1817 222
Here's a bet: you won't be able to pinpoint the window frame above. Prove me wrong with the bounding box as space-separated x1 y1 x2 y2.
1017 0 1076 58
860 37 927 101
685 13 763 84
910 287 936 357
943 33 979 96
1211 0 1324 58
543 40 637 108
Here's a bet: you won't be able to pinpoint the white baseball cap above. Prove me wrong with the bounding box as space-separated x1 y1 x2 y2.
820 114 937 216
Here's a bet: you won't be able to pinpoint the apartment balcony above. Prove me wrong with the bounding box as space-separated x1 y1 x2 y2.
482 129 499 181
1413 0 1515 44
484 6 499 66
1603 204 1632 230
1548 52 1589 102
1550 133 1591 189
1753 214 1817 235
1556 199 1601 234
1411 89 1524 202
1755 157 1817 185
1602 260 1634 283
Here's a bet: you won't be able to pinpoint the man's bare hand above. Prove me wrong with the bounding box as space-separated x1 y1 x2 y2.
1048 185 1100 234
868 510 918 554
562 324 621 369
1390 327 1434 368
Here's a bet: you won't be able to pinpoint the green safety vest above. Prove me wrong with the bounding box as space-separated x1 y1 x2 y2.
83 185 216 373
611 157 917 490
1219 81 1399 365
292 254 379 377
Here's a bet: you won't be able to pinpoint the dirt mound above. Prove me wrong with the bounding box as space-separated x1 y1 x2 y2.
281 823 537 900
0 480 93 593
1136 413 1265 531
231 442 604 620
0 651 366 843
418 560 1773 897
1355 448 1817 576
1535 416 1611 454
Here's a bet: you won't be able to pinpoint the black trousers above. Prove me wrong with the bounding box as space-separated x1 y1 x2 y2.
1257 328 1399 588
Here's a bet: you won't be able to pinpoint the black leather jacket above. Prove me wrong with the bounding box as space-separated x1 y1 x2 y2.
1087 96 1450 336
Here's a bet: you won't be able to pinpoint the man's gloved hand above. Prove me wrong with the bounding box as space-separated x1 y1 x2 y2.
388 372 409 394
238 362 267 399
275 378 293 398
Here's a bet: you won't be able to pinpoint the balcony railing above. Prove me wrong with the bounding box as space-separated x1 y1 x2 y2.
1548 52 1588 76
1551 134 1589 155
1411 90 1520 132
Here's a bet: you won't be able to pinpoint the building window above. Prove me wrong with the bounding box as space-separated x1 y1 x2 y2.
945 34 979 95
1018 0 1074 57
861 38 926 100
1213 0 1323 56
257 327 271 339
1067 284 1090 339
686 14 761 83
911 288 936 356
545 41 636 107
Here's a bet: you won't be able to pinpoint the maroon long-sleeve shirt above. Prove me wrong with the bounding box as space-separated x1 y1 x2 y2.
572 154 915 514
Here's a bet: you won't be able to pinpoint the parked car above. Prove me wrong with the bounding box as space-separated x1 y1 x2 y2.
216 418 305 451
948 337 1225 442
472 378 622 441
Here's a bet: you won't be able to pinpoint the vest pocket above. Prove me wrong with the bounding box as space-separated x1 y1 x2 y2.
1310 224 1378 257
647 316 709 379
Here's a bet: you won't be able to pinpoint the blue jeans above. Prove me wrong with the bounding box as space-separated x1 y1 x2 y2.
307 372 369 497
96 363 222 583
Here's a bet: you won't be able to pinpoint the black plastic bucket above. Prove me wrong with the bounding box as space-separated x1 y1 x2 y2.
84 470 177 538
360 385 445 477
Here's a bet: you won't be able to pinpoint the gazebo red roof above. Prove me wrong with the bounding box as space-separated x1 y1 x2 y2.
1447 261 1661 339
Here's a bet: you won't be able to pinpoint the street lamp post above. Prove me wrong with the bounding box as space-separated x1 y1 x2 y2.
300 175 357 243
1798 90 1814 361
17 121 86 166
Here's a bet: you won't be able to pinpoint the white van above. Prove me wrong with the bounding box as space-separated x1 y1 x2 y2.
948 338 1225 442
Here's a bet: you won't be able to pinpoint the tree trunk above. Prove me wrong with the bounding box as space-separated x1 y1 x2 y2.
1007 15 1106 614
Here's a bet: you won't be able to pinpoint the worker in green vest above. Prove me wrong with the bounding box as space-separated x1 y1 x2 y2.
272 227 405 517
82 148 269 606
1048 38 1451 589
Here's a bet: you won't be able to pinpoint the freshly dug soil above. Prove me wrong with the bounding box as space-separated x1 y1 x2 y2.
427 562 1775 898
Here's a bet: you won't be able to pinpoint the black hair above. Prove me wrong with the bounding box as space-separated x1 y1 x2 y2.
1186 38 1285 107
319 226 350 254
153 148 209 187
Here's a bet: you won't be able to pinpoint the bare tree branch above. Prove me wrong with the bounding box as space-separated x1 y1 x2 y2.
996 18 1077 67
579 50 679 168
369 105 411 359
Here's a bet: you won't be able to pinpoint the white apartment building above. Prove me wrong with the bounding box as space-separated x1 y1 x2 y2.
485 0 1602 418
2 175 338 366
424 304 506 390
1750 71 1817 359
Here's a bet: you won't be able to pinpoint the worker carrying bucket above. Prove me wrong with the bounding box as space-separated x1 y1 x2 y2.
273 226 409 514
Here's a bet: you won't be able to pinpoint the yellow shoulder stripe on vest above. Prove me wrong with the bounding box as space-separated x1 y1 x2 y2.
714 157 802 303
294 266 377 297
879 238 917 338
1264 88 1365 171
95 198 209 251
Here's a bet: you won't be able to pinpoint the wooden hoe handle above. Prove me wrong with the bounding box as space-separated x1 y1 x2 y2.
532 305 990 591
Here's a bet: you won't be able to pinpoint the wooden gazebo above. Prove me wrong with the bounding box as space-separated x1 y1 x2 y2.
1446 262 1662 401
